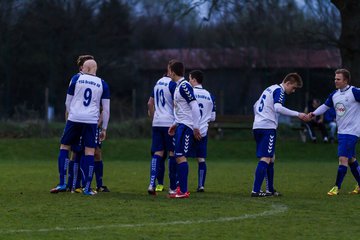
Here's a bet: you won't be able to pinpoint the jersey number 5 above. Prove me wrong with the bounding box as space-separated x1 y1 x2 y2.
258 94 266 112
83 88 92 107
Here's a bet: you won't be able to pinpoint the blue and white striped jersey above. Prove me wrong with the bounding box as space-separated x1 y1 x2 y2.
193 86 216 137
253 84 285 129
174 78 198 129
151 76 176 127
67 73 110 124
324 86 360 137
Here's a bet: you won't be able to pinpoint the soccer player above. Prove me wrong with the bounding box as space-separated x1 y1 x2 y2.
147 61 177 195
50 59 110 196
309 68 360 196
168 61 201 198
188 70 216 192
252 73 308 197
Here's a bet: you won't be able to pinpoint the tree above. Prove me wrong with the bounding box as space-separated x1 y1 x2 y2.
331 0 360 85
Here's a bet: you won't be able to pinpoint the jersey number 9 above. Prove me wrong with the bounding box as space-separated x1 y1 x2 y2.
83 88 92 106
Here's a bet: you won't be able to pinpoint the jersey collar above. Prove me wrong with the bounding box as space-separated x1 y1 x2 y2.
194 84 203 89
176 77 186 86
340 85 351 92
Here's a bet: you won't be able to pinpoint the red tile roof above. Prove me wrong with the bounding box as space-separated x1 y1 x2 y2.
135 48 341 70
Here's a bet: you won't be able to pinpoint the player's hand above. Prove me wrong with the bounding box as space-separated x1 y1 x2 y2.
298 112 310 122
100 129 106 141
193 128 201 141
168 125 176 136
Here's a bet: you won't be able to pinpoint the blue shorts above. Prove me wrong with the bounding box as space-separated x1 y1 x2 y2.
71 127 102 152
253 129 277 158
338 134 358 159
174 124 194 158
151 126 174 153
189 135 208 158
61 120 97 148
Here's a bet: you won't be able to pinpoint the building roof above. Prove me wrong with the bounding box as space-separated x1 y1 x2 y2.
135 48 341 70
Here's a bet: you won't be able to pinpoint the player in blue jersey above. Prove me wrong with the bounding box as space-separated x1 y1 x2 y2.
188 70 216 192
309 69 360 196
168 61 201 198
147 60 177 195
252 73 308 197
50 59 110 196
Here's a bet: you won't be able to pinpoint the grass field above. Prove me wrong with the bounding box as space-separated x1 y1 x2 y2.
0 138 359 239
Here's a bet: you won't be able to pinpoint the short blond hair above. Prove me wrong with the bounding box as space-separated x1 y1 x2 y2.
283 73 303 88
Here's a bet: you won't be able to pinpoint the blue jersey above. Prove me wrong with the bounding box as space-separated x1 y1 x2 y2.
67 73 110 124
151 76 176 127
324 86 360 137
174 78 198 129
253 84 285 129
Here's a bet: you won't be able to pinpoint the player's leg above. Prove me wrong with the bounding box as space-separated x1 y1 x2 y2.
169 124 192 198
349 157 360 194
347 136 360 194
251 129 276 197
148 127 165 195
50 120 79 193
196 136 208 192
155 151 167 192
328 134 353 196
304 122 317 142
94 128 110 192
82 123 98 196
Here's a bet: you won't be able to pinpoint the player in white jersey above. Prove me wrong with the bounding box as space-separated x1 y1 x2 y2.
50 59 110 196
147 60 177 195
188 70 216 192
310 69 360 196
252 73 307 197
168 61 201 198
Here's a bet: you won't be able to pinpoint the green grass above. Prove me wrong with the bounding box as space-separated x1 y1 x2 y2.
0 138 359 239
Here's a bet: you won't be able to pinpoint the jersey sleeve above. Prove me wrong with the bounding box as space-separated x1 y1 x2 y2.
169 81 177 99
352 87 360 102
211 94 216 112
179 82 196 103
324 90 336 108
67 74 80 95
101 80 110 99
273 88 285 105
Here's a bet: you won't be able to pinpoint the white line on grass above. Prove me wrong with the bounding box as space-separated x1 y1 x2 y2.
1 203 287 234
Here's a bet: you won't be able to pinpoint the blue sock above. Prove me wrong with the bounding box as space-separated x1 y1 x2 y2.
149 155 162 188
73 162 79 189
252 161 269 193
74 152 82 188
58 149 69 186
83 155 95 192
266 162 274 192
94 160 104 188
157 156 165 185
349 160 360 186
177 162 189 193
335 165 348 189
168 156 177 190
198 161 207 188
67 160 74 188
79 152 86 187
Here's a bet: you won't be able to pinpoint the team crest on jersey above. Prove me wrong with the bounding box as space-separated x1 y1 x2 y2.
335 102 346 117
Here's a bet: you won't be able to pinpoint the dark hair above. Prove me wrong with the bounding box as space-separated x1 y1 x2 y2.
169 61 185 77
283 73 303 88
335 68 351 83
189 70 204 84
77 55 94 68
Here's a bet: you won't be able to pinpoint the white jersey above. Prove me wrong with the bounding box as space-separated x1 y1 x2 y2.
174 78 198 129
325 86 360 137
253 84 285 129
151 76 176 127
67 73 110 124
193 85 216 137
